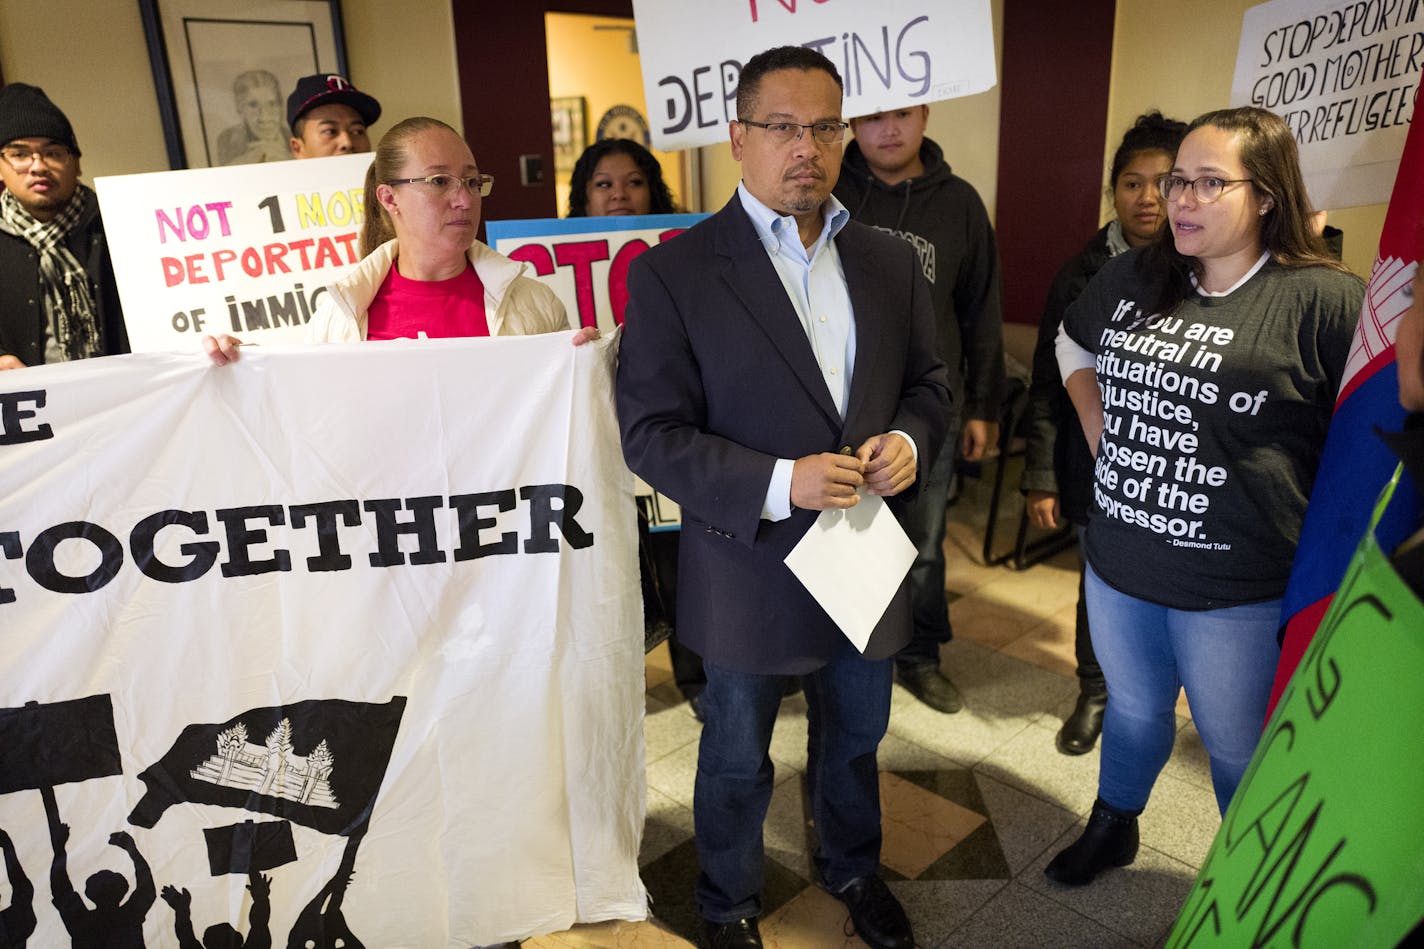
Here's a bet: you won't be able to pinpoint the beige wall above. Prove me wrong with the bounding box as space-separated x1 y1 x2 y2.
0 2 169 177
1108 0 1386 278
342 0 462 133
0 0 461 180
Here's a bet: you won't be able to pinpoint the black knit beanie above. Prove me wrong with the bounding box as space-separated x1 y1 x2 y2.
0 83 80 155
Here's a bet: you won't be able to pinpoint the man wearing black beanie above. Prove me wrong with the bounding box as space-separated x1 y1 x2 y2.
0 82 128 369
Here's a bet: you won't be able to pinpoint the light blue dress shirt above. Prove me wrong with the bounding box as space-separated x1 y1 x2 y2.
735 185 921 521
737 184 856 522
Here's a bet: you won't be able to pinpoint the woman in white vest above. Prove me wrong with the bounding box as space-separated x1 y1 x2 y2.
205 116 594 361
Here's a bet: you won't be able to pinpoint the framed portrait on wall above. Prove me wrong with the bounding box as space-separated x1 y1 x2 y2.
551 96 587 175
139 0 348 169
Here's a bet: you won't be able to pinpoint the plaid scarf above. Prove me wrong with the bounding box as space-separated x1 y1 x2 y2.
0 184 100 361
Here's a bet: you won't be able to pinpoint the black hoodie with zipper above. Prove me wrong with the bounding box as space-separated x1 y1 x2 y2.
834 136 1004 424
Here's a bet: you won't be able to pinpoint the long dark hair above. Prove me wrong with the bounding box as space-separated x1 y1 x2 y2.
566 138 677 217
1145 106 1347 315
359 116 462 258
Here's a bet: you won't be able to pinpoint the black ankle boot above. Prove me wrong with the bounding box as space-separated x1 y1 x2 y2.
1056 690 1107 755
1044 798 1140 886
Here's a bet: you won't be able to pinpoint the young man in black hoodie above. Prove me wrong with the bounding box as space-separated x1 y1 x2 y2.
833 106 1004 713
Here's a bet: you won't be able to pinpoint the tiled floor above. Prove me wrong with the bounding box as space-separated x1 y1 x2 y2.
525 462 1219 949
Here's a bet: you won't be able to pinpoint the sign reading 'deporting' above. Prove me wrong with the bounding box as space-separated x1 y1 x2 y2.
95 153 372 351
631 0 997 152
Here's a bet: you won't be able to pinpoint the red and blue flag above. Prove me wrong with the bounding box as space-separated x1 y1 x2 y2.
1271 90 1423 715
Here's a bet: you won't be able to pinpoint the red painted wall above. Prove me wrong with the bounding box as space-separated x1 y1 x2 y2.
995 1 1116 325
452 7 558 228
451 1 633 229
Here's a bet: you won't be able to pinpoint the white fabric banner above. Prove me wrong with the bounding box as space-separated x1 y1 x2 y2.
94 154 372 352
0 336 646 947
631 0 997 151
1232 0 1421 209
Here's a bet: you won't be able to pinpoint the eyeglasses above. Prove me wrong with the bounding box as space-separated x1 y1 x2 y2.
738 119 848 146
1156 175 1253 204
1 144 73 170
388 173 494 197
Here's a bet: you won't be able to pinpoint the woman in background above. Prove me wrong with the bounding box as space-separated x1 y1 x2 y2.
207 116 593 360
567 138 676 218
1021 112 1188 756
1047 106 1363 886
311 116 574 342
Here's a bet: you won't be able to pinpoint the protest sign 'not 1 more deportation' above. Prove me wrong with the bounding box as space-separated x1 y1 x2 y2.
95 153 373 352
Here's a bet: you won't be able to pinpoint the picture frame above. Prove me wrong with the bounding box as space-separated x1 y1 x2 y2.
139 0 349 169
550 96 588 175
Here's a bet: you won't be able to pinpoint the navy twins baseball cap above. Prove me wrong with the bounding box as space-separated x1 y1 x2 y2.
287 74 382 128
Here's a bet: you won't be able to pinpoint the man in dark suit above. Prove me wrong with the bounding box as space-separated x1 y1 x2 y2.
617 46 950 949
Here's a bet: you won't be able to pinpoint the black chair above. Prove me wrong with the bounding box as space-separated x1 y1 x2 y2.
981 364 1075 570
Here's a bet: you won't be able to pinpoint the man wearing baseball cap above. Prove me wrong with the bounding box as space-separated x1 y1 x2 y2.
287 74 382 159
0 83 128 370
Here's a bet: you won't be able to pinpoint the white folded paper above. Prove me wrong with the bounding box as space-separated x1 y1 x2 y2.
784 494 917 652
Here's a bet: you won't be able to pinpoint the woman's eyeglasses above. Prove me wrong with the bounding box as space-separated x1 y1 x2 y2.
388 173 494 197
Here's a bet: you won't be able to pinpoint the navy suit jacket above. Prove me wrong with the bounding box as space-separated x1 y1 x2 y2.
617 195 951 674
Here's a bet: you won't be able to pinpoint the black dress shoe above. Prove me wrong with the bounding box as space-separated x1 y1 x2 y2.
1044 798 1140 886
700 916 762 948
897 662 964 713
831 876 913 949
687 692 706 723
1056 690 1107 755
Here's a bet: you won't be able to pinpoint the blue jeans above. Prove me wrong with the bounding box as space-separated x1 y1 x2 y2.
897 428 960 666
693 640 892 921
1084 563 1281 815
1072 532 1104 693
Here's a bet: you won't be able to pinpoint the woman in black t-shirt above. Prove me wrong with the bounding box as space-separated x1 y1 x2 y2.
1046 107 1363 887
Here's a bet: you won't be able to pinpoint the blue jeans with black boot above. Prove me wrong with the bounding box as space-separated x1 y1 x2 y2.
1045 564 1281 886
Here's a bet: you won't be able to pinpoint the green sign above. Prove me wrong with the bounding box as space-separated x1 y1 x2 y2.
1168 468 1424 948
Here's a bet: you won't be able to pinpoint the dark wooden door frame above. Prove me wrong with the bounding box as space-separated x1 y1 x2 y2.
994 1 1116 326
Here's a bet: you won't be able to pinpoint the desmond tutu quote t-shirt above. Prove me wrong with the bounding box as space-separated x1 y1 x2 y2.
1063 251 1363 610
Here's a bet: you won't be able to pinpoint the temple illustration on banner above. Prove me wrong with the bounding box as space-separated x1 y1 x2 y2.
190 719 339 809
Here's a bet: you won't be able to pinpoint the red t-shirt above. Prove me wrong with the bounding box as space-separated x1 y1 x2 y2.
366 262 490 340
